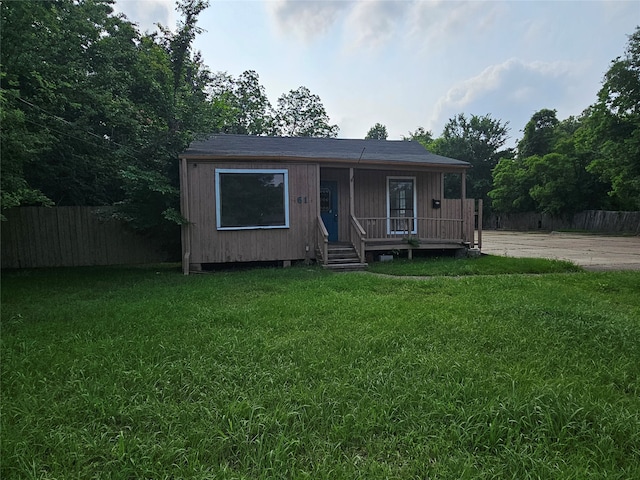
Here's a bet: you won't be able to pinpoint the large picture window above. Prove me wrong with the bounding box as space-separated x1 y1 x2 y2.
387 177 417 234
216 169 289 230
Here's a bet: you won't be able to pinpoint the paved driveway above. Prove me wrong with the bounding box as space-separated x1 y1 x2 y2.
480 231 640 271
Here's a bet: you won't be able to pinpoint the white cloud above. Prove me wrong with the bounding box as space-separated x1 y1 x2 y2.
429 58 581 130
343 1 410 50
113 0 175 33
407 0 502 48
265 1 505 53
266 0 350 42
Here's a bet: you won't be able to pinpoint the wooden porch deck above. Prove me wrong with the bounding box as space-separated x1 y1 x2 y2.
364 238 467 251
316 202 482 266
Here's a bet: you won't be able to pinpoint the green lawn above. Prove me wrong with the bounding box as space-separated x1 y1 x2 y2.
2 262 639 479
367 254 582 276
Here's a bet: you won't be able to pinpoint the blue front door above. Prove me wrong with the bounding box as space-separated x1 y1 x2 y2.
320 181 338 242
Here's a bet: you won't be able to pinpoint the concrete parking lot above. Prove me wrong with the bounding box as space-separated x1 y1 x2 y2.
480 230 640 271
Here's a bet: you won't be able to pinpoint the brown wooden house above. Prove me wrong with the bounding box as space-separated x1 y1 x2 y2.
179 134 482 274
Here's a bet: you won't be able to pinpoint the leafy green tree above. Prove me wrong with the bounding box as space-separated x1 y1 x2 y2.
402 127 434 148
0 86 53 216
430 113 512 203
234 70 274 135
113 0 214 239
491 152 605 216
553 116 609 212
580 27 640 210
0 0 214 250
491 128 608 215
365 123 388 140
0 1 51 214
527 153 583 216
208 70 274 135
517 108 560 159
1 0 127 209
490 30 640 215
275 86 339 137
488 158 536 213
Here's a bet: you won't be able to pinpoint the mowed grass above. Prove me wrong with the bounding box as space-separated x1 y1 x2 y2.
2 263 639 479
367 254 582 276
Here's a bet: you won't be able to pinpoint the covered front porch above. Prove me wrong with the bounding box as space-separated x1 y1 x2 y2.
315 166 482 267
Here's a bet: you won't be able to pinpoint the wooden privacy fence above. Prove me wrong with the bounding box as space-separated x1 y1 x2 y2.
1 207 169 269
488 210 640 234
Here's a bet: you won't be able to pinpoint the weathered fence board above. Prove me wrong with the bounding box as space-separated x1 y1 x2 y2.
488 210 640 234
1 207 170 269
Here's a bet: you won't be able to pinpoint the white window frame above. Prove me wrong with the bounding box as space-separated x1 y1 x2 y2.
386 176 417 235
215 168 290 230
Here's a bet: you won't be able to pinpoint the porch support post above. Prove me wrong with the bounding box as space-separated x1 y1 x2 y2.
316 163 323 261
461 170 467 242
317 164 322 218
179 156 191 275
349 167 355 216
477 198 483 250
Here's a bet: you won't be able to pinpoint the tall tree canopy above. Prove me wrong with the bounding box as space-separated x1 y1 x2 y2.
274 86 339 138
429 113 512 203
0 0 214 237
580 26 640 210
517 108 560 159
115 0 214 234
490 111 609 215
1 0 129 209
491 28 640 214
365 123 388 140
402 127 434 148
0 0 342 239
208 70 274 135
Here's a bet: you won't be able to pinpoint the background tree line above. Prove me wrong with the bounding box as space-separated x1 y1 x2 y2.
0 0 338 249
373 27 639 217
489 26 640 217
1 0 637 246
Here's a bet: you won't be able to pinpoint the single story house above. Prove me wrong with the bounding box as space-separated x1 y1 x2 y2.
179 134 482 274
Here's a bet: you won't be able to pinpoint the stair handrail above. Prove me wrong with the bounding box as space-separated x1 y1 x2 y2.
349 214 366 263
317 215 329 265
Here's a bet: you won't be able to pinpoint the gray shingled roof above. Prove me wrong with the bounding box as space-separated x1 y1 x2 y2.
181 134 470 168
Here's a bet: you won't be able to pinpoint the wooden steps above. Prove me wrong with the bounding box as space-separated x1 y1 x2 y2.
323 244 367 272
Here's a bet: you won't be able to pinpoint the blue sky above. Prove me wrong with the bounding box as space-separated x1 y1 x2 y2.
114 0 639 145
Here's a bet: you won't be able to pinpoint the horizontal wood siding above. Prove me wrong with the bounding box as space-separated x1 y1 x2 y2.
1 207 168 269
185 161 318 264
